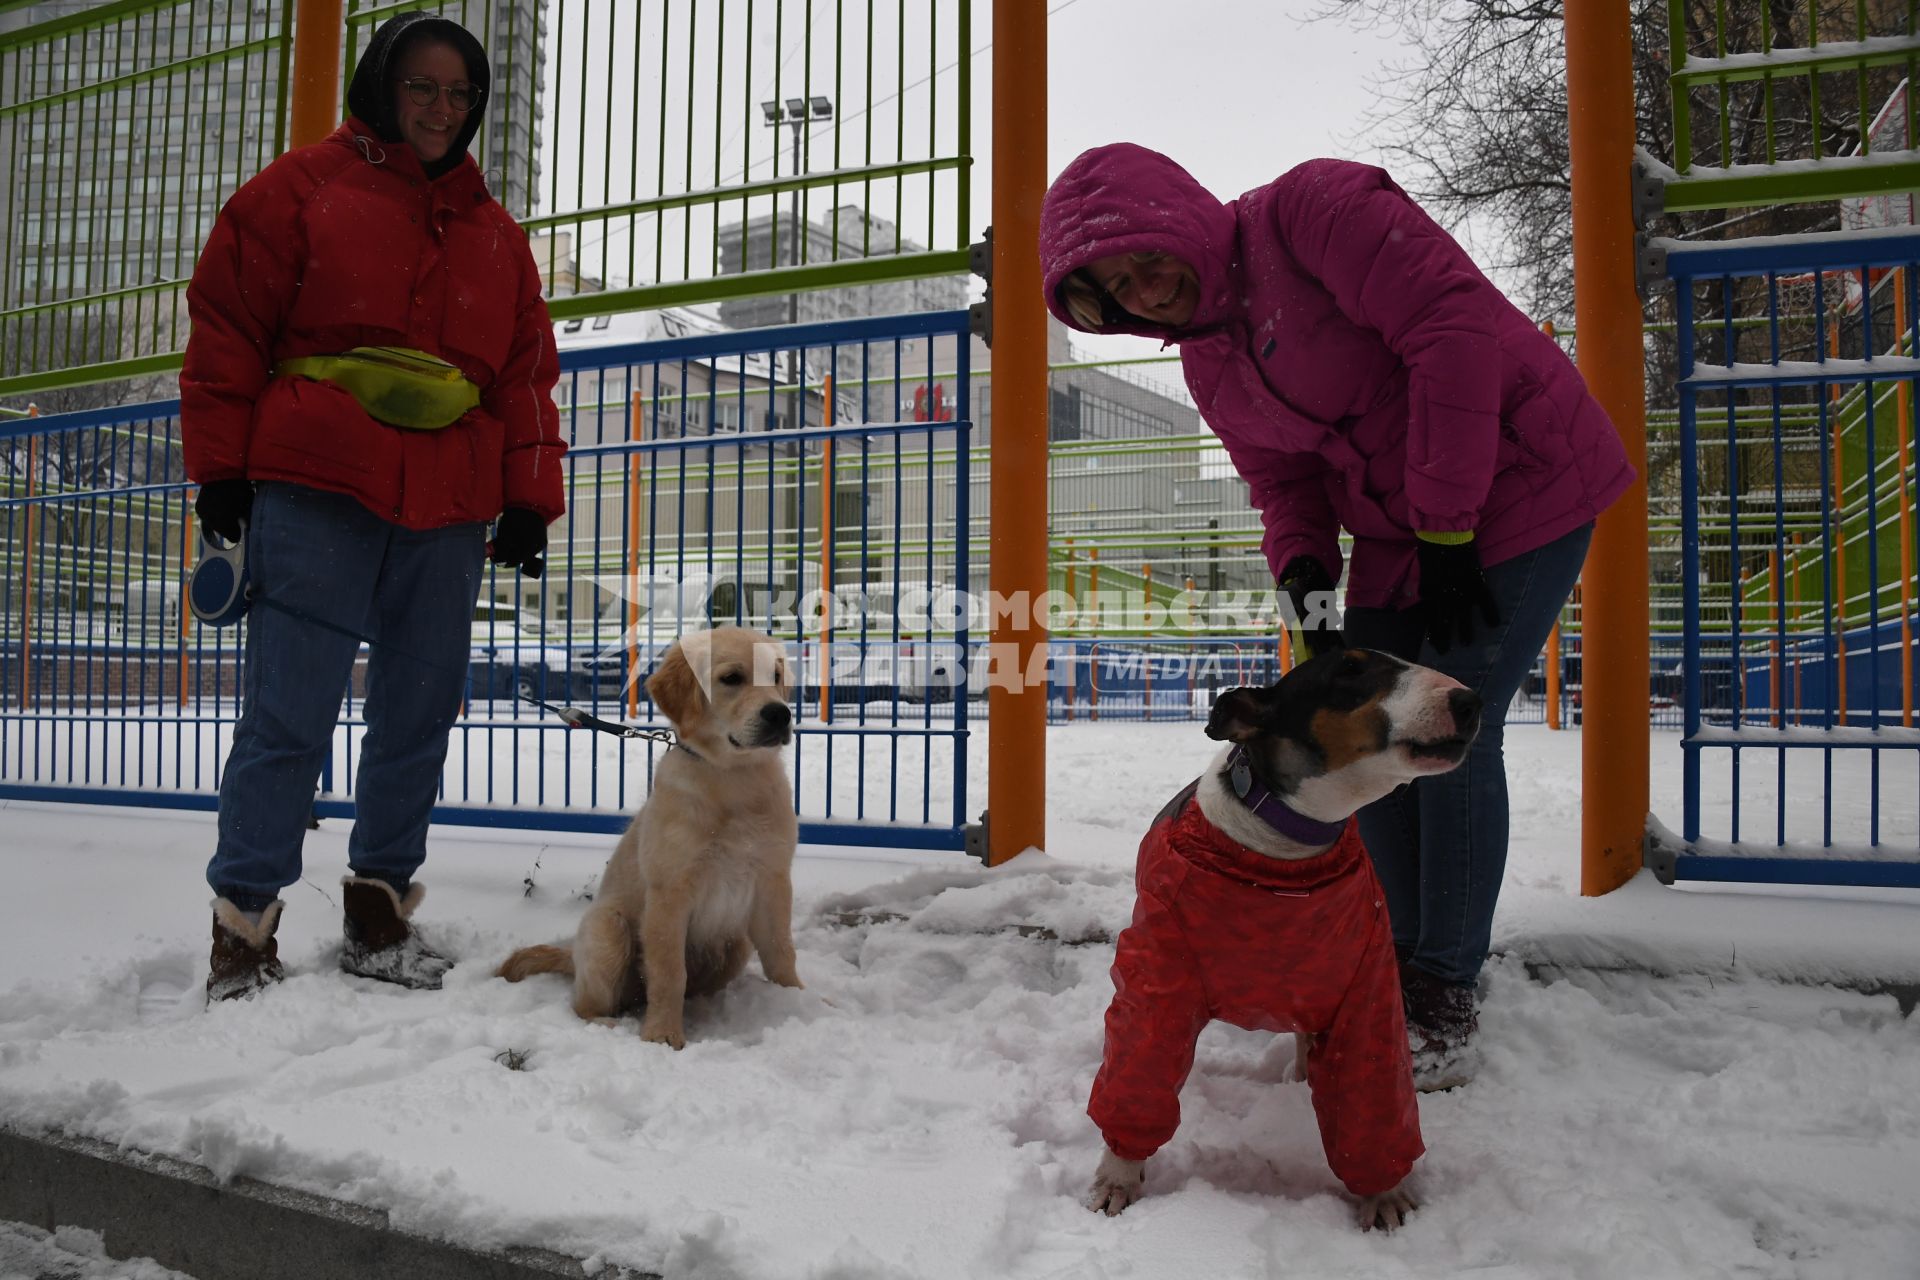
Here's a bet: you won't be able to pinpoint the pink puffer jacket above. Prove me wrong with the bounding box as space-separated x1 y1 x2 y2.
1039 144 1632 608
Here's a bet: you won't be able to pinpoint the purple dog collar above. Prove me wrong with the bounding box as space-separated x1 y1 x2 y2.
1225 745 1347 847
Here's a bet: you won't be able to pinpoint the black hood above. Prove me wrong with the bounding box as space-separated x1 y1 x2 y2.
345 11 490 177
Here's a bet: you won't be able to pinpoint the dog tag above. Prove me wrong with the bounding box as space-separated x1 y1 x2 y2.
1230 755 1253 800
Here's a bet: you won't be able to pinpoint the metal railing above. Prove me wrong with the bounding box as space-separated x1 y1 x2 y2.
346 0 974 322
1663 0 1920 211
1665 228 1920 887
0 310 980 851
1 0 975 399
0 0 296 401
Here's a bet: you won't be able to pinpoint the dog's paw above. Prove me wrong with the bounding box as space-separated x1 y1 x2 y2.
639 1018 686 1050
1358 1185 1417 1232
1087 1150 1145 1217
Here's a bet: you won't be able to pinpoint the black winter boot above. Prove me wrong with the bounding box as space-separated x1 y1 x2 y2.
339 877 453 989
207 899 286 1004
1400 963 1480 1092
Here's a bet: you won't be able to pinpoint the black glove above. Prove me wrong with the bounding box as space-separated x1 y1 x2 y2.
194 478 253 544
489 507 547 578
1277 555 1347 660
1416 535 1501 655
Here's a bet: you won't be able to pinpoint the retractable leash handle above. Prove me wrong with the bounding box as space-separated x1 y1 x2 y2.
188 519 251 628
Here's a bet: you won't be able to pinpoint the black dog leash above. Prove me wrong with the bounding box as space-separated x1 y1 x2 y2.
518 694 701 759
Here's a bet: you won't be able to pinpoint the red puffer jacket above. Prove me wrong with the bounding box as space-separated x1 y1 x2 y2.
180 119 565 529
1088 782 1423 1198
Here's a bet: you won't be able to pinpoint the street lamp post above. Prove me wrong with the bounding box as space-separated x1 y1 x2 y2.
761 96 834 398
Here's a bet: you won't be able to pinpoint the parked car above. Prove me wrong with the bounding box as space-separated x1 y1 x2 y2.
466 603 633 705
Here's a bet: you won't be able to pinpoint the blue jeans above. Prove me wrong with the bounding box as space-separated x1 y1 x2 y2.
1343 523 1593 987
208 483 486 909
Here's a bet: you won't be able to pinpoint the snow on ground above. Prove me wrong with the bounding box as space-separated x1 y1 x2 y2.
0 1222 192 1279
2 722 1919 1280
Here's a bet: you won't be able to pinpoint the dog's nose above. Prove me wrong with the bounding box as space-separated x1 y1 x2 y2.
760 702 792 729
1448 688 1482 735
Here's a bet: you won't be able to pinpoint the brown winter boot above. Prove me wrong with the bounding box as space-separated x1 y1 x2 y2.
339 877 453 990
207 899 286 1004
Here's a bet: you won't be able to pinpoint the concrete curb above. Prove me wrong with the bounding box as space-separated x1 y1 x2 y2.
0 1126 657 1280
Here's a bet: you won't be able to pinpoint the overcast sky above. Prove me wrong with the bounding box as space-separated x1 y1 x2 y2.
1040 0 1410 203
532 1 1426 363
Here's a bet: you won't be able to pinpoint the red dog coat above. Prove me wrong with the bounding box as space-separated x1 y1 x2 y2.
1088 781 1423 1197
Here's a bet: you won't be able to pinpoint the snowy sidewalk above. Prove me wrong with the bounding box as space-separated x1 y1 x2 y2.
2 723 1918 1279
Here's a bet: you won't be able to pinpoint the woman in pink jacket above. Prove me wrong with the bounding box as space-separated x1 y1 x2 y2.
1040 144 1632 1084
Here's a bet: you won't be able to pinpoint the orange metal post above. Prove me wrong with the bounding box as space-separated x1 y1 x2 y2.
986 0 1049 864
1567 0 1649 896
1898 272 1915 726
626 391 646 719
820 378 835 724
288 0 346 149
1546 620 1562 730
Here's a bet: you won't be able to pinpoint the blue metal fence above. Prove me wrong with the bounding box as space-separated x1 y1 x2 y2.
1664 230 1920 888
1044 632 1682 730
0 311 981 853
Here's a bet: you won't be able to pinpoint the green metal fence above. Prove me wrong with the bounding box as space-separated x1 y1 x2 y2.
344 0 973 320
1663 0 1920 211
0 0 975 401
0 0 296 402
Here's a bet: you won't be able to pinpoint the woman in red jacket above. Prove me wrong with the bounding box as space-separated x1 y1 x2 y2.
181 12 565 1002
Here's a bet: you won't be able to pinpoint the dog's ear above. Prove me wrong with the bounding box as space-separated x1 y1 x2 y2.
1205 686 1271 742
646 644 708 728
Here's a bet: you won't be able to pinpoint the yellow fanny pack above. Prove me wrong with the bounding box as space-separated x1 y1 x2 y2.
273 346 481 430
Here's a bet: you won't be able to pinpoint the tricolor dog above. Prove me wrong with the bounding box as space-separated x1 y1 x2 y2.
1086 648 1481 1231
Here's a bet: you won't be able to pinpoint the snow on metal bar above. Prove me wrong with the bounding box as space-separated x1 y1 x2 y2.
1680 356 1920 387
1674 33 1920 79
1686 725 1920 748
1659 225 1920 276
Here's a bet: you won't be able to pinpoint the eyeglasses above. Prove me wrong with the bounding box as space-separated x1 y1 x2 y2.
397 76 482 112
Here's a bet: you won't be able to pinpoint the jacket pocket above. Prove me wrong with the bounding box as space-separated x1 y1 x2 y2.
1499 364 1568 470
1498 416 1550 469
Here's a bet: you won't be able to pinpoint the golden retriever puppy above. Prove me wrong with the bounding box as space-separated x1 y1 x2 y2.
497 626 802 1047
